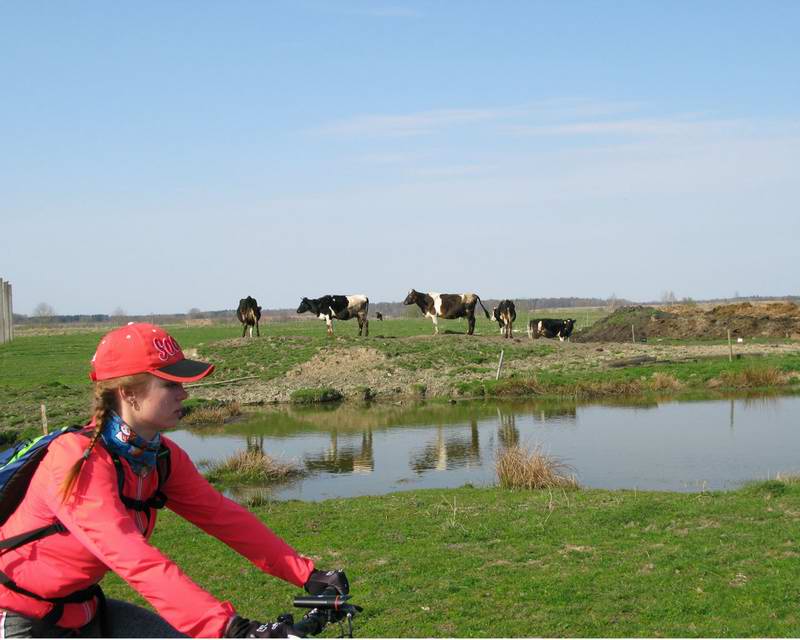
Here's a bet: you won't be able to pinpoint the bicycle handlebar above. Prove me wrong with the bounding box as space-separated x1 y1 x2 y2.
286 588 363 638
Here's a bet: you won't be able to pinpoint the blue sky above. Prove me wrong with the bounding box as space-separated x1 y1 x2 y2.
2 1 798 315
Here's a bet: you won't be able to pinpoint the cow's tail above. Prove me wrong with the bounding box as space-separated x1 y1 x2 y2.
476 296 490 319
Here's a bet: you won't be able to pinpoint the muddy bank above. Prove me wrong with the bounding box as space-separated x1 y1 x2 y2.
192 339 800 406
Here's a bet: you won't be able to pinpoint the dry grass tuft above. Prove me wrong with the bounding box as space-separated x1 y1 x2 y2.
183 401 241 425
496 444 578 491
716 367 788 388
204 449 305 484
649 372 684 391
572 379 645 398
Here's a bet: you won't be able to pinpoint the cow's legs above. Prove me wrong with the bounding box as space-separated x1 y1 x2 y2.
432 316 439 335
326 317 333 337
467 315 475 335
241 323 247 338
255 321 260 337
248 325 253 338
358 313 368 337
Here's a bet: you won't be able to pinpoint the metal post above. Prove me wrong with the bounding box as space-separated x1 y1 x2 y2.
41 403 48 435
727 329 733 362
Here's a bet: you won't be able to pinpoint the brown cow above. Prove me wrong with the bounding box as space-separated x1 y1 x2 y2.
403 289 490 335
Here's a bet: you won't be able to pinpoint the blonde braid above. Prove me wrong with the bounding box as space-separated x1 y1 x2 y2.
59 374 150 501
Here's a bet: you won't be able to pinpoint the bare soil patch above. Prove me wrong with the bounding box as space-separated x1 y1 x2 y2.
198 346 453 404
576 302 800 342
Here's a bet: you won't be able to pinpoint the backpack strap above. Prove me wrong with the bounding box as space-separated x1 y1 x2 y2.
108 443 171 513
0 433 171 552
0 522 66 551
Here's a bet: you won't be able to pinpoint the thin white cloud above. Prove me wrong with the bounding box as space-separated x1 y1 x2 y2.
364 7 422 18
506 116 746 137
312 100 674 138
314 107 523 137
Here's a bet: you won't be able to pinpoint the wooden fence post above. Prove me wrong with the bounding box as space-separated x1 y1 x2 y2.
7 281 12 342
631 324 636 343
0 278 6 344
495 350 505 380
0 279 12 344
41 403 48 435
727 329 733 362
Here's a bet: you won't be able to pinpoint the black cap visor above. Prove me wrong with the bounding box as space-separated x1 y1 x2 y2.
152 358 215 383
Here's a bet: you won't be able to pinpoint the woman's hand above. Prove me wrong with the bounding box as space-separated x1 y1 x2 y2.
303 569 349 595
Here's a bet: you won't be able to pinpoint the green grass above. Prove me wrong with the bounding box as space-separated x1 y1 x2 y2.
2 319 799 437
456 354 800 401
290 387 344 404
99 480 800 637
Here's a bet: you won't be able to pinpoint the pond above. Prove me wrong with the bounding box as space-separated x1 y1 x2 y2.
168 394 800 501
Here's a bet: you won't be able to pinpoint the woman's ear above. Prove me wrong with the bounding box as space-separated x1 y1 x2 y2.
118 386 139 411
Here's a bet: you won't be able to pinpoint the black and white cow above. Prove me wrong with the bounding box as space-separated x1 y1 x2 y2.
527 318 576 341
296 295 369 337
403 289 490 335
492 300 517 339
375 312 383 321
236 296 262 338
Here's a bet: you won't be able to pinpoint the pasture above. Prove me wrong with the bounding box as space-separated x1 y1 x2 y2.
2 310 800 441
98 479 800 637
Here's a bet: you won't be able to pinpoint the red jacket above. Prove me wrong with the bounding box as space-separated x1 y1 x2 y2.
0 430 314 637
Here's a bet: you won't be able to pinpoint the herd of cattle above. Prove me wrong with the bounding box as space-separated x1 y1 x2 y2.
236 292 576 341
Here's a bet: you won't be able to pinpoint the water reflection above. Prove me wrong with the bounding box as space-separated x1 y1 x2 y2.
497 409 519 448
167 392 800 500
304 429 375 474
409 419 481 473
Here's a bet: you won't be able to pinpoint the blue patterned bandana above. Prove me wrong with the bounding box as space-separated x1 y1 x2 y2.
101 411 162 475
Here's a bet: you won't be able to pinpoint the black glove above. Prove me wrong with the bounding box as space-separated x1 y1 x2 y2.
303 568 349 596
224 615 291 638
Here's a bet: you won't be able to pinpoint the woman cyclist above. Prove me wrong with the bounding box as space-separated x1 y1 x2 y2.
0 322 347 637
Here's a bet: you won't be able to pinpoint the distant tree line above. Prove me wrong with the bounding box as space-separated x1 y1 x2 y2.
11 295 798 325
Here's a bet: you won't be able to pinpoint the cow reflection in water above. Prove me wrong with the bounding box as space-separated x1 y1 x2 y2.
304 429 374 474
246 435 264 453
497 409 519 449
410 418 481 473
532 404 577 423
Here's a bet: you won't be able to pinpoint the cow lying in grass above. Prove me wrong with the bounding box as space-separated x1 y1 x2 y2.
527 318 576 341
296 295 369 337
403 289 490 336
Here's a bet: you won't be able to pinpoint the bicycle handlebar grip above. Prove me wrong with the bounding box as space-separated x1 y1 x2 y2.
293 594 350 609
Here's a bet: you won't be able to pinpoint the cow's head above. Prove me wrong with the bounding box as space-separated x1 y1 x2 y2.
403 289 421 305
491 306 500 322
564 319 576 334
296 297 315 314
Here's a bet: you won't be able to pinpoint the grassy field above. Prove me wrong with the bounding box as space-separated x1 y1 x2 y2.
2 313 800 441
98 479 800 637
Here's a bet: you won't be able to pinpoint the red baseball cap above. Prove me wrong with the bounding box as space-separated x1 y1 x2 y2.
90 322 215 383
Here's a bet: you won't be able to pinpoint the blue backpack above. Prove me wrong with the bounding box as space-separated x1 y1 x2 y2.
0 424 171 554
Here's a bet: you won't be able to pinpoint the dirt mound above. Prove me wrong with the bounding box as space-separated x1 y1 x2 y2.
576 303 800 342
